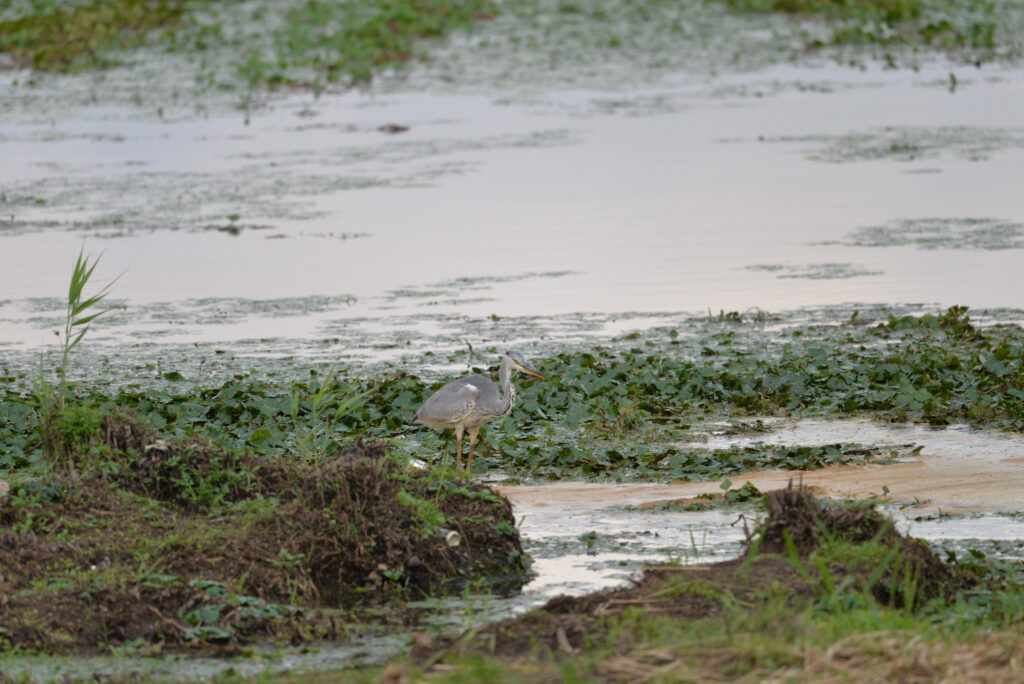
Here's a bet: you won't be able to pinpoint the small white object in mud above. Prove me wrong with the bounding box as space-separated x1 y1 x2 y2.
439 528 462 547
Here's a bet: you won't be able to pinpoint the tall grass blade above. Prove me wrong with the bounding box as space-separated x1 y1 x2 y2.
864 546 900 594
781 528 815 584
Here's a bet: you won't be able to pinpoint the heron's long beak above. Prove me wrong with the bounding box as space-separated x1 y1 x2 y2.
519 362 546 380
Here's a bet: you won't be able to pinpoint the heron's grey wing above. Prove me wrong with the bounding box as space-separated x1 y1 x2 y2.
415 379 482 426
461 375 504 417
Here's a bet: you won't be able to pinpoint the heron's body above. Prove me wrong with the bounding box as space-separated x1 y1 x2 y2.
413 351 544 471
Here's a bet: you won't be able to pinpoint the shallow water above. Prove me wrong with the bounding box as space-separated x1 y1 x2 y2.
3 64 1024 363
502 418 1024 516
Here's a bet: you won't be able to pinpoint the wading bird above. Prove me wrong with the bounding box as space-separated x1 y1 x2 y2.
413 350 546 472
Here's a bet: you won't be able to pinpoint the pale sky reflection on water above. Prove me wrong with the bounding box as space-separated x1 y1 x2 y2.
2 64 1023 350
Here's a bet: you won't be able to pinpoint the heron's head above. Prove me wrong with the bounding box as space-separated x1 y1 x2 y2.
505 350 546 379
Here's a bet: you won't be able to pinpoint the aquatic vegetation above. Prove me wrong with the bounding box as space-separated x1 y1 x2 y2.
236 0 499 88
0 0 499 90
745 262 885 279
719 0 1017 58
0 130 576 239
638 479 765 511
762 125 1024 164
3 305 1023 481
525 441 910 480
725 0 920 14
825 217 1024 250
0 0 189 72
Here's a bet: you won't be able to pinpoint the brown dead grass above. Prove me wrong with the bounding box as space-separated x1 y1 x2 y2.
590 629 1024 683
389 629 1024 683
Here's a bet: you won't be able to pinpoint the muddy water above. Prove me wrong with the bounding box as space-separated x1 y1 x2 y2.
489 418 1024 640
502 418 1024 516
499 417 1024 606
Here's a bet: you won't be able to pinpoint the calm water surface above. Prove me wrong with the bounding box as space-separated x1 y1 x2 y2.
2 64 1023 355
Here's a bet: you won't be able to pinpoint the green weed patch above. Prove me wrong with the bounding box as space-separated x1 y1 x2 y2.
239 0 499 88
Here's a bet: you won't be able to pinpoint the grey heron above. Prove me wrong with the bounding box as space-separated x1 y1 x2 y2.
413 350 546 472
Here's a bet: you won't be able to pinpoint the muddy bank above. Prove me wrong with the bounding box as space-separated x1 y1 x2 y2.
411 486 1019 681
436 486 963 658
0 409 528 654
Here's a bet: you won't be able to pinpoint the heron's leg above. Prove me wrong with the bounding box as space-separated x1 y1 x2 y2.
466 426 479 473
454 424 464 471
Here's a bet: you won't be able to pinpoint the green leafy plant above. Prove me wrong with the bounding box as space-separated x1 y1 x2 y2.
59 250 119 388
33 248 120 470
5 305 1023 482
397 488 448 536
287 367 373 463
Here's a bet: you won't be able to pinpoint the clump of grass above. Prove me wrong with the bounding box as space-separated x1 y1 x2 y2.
287 366 372 465
56 249 120 392
0 436 528 653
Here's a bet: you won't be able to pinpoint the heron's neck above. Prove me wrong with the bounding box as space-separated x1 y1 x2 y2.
498 358 516 416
